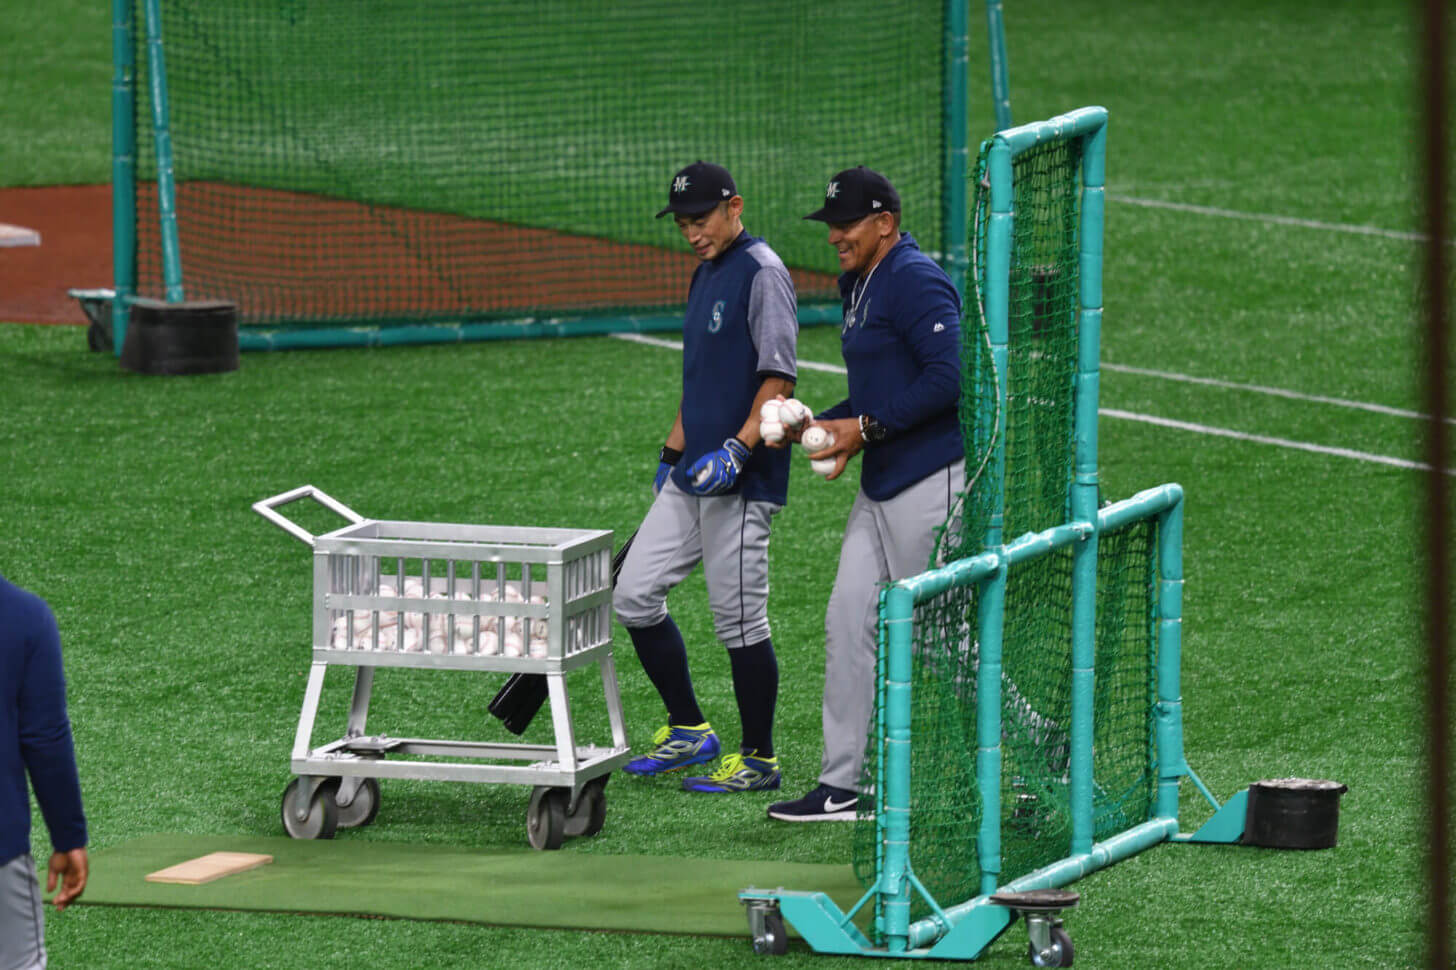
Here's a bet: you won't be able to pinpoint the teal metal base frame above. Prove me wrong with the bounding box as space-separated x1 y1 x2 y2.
739 809 1249 960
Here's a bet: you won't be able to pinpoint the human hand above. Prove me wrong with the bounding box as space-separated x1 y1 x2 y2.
760 396 812 449
801 417 863 481
47 847 88 911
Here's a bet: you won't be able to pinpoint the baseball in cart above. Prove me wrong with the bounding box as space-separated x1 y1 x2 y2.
254 485 631 850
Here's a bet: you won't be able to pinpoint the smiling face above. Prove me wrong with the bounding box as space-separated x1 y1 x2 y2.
675 197 745 262
826 210 898 276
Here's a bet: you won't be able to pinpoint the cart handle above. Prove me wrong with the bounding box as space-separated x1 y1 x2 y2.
252 485 365 548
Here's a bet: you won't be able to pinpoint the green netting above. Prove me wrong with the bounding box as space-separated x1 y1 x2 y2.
128 0 949 329
938 136 1083 563
852 522 1159 927
851 120 1157 926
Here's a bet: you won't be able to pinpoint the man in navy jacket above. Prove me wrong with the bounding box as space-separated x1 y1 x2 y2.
2 574 88 968
768 167 964 822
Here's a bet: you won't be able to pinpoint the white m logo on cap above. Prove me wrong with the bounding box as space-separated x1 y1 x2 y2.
826 181 839 199
673 176 690 193
871 200 882 209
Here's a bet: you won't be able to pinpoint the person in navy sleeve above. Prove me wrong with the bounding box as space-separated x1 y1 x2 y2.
1 574 88 969
768 166 964 822
613 161 799 794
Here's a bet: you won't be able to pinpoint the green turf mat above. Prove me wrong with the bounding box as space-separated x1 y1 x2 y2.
66 834 864 939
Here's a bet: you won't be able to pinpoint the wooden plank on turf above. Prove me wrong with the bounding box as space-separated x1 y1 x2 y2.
145 852 274 885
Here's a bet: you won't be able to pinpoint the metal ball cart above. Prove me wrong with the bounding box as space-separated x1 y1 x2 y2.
255 485 631 849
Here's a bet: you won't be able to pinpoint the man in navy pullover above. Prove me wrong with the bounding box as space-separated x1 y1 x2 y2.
768 166 964 822
2 574 88 969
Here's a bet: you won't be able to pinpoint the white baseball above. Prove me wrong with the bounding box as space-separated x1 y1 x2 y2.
759 400 785 444
351 609 375 635
811 457 838 476
502 632 524 657
801 425 833 453
780 398 812 430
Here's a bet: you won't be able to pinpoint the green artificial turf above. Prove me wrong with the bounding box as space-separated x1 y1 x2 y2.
1 0 1446 966
61 834 867 938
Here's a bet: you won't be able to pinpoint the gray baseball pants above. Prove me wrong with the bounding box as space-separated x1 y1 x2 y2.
820 460 965 791
0 853 45 970
613 478 779 649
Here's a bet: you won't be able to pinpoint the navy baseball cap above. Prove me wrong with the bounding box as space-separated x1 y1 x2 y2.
656 161 737 218
804 166 901 223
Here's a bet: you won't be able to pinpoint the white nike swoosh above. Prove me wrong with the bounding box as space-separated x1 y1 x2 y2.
823 795 856 813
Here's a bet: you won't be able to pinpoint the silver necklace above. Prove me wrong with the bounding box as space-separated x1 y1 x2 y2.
845 260 880 331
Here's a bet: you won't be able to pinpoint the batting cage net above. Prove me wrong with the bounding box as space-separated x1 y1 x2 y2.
848 110 1161 931
125 0 953 334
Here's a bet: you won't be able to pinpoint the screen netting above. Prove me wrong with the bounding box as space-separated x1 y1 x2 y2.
851 124 1158 924
937 136 1083 564
852 523 1158 926
128 0 949 330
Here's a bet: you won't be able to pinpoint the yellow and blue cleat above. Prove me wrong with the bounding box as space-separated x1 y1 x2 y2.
681 751 781 793
622 723 720 776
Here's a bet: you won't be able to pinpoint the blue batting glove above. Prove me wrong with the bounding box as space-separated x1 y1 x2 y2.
685 437 751 495
654 445 683 495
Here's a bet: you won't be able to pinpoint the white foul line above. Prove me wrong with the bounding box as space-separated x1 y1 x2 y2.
611 332 1449 474
1102 362 1456 426
614 331 850 374
1101 408 1455 476
1109 194 1454 246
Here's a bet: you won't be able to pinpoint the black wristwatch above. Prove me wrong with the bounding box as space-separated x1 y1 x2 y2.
859 413 888 444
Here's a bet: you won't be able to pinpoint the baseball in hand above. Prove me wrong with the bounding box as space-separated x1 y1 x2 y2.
760 400 785 444
780 398 812 431
801 425 833 452
802 425 837 476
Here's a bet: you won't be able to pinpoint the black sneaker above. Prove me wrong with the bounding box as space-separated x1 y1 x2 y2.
767 783 859 822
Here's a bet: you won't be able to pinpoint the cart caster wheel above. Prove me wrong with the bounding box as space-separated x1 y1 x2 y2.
527 786 567 850
747 903 788 956
1028 927 1074 967
564 778 608 839
335 777 381 829
281 777 340 840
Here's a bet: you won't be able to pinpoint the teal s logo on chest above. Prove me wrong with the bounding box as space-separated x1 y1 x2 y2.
709 300 725 333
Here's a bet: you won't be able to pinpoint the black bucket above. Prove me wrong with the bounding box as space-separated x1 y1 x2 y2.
1242 778 1347 849
120 298 239 376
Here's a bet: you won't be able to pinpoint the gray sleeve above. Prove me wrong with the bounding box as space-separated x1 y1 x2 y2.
746 248 798 381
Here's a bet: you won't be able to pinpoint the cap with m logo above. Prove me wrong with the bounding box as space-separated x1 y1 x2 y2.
656 161 737 218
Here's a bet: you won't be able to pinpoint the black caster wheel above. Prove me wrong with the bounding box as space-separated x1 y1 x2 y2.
564 777 608 838
1029 925 1074 967
745 899 788 956
334 777 381 829
527 786 567 850
280 777 340 840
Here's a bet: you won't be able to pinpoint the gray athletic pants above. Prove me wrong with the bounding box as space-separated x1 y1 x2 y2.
820 461 965 791
0 854 45 970
613 478 779 649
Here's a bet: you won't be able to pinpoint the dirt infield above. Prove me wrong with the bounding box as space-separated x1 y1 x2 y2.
0 183 836 328
0 185 111 325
